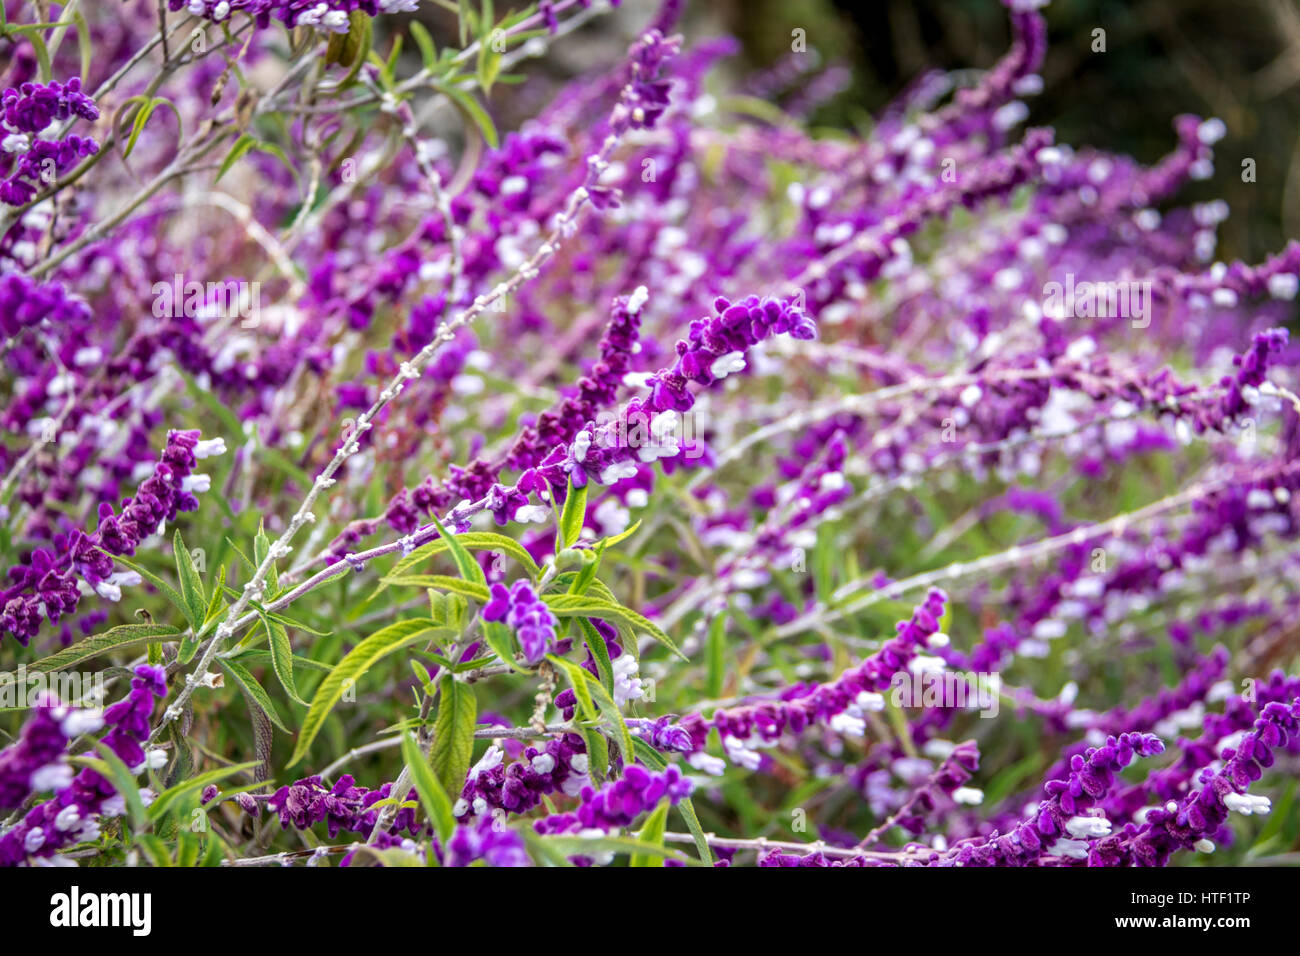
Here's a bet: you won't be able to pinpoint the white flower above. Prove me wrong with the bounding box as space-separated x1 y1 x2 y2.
571 431 592 463
60 709 104 737
2 132 31 154
854 691 886 712
182 473 211 494
1223 792 1271 816
93 581 122 603
709 351 747 379
468 745 504 778
1051 838 1091 860
30 763 73 792
1066 815 1112 838
599 460 639 484
514 504 549 523
530 753 557 774
626 285 649 314
952 787 984 806
1267 273 1298 300
54 805 82 832
993 101 1028 131
560 774 589 797
828 712 866 737
723 736 762 771
687 752 726 776
1197 118 1227 144
194 437 227 459
100 795 127 817
612 654 645 706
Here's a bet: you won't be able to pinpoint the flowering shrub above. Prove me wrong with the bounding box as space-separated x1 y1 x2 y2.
0 0 1298 871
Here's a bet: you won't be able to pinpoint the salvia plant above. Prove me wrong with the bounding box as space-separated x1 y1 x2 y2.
0 0 1298 873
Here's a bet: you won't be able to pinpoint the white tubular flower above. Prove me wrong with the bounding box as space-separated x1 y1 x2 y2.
709 351 747 379
687 752 726 776
194 437 227 459
1223 792 1271 816
828 712 866 738
1051 838 1091 860
1065 815 1112 838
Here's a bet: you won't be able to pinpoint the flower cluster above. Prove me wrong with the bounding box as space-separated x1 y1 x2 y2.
0 665 166 866
1 79 99 206
266 774 419 839
1 430 219 645
482 580 558 665
0 697 96 810
533 764 693 835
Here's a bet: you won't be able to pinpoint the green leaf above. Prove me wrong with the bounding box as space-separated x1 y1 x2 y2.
173 530 206 626
457 0 470 45
122 96 181 160
581 669 635 763
566 544 603 596
201 566 228 633
706 613 727 698
630 800 670 867
381 574 489 603
401 730 456 845
136 833 172 867
106 552 197 630
598 519 642 551
436 81 498 150
253 522 280 598
376 533 540 600
546 654 597 722
429 673 477 800
216 658 290 733
216 134 298 185
409 19 437 68
558 477 587 549
544 595 687 661
480 619 526 672
262 612 306 705
578 726 609 785
427 512 486 585
576 617 614 692
15 623 180 676
289 619 451 766
148 761 262 823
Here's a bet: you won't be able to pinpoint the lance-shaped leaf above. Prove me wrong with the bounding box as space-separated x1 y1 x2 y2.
16 623 180 676
401 730 455 845
544 595 686 661
289 619 451 766
428 673 477 801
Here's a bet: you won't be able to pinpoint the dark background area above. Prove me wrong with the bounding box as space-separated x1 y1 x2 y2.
716 0 1300 264
403 1 1300 265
